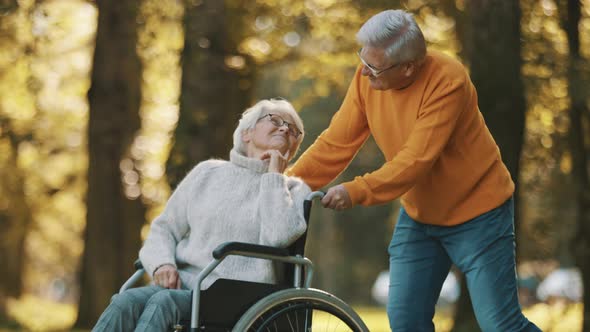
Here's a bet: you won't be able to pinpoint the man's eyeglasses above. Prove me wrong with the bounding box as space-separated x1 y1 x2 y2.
258 113 302 138
357 49 400 77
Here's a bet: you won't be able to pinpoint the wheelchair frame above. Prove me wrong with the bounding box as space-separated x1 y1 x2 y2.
119 191 369 332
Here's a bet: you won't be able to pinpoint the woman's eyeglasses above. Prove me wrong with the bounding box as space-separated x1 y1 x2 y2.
258 113 302 138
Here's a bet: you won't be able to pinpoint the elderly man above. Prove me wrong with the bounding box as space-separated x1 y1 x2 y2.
289 9 541 332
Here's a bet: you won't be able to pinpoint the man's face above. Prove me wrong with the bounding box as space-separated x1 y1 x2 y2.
358 46 410 91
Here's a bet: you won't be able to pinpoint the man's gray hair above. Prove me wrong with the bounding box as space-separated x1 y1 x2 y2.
233 98 304 158
356 9 426 63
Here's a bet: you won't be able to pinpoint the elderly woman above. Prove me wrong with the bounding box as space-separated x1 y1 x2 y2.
93 99 309 331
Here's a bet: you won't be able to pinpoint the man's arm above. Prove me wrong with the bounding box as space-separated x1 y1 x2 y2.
343 77 468 207
288 68 370 190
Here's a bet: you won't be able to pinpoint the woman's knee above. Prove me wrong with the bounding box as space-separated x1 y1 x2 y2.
110 292 141 312
145 290 176 308
136 289 190 327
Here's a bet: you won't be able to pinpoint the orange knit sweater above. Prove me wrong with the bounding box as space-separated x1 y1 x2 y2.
289 50 514 226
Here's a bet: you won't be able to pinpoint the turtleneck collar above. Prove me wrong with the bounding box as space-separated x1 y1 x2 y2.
229 148 269 173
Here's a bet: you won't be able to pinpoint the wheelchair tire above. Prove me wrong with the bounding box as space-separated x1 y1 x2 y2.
231 288 369 332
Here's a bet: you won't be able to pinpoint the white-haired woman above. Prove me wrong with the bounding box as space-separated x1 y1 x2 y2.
93 99 309 332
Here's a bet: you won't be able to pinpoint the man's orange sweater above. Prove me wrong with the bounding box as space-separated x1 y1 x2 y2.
289 50 514 226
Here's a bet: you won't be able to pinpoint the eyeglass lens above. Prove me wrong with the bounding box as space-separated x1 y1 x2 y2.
268 114 300 138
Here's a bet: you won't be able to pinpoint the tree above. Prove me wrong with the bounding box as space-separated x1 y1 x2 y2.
0 124 32 328
0 2 34 327
452 1 526 331
75 0 146 327
165 0 254 188
558 0 590 330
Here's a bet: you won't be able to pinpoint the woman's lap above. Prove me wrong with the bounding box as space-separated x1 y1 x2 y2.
92 286 191 332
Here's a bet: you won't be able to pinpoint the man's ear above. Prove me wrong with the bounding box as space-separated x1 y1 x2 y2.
403 62 415 78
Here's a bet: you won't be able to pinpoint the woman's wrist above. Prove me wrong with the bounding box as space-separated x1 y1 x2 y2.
153 263 174 275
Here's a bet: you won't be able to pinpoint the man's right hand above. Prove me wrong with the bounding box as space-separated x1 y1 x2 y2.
321 184 353 210
153 264 181 289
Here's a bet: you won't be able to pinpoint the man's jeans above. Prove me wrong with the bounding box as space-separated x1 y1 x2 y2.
387 197 541 332
92 285 191 332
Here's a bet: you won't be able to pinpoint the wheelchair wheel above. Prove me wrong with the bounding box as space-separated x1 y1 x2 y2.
232 288 369 332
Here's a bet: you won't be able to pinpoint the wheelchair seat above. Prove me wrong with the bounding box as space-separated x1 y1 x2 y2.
194 278 289 331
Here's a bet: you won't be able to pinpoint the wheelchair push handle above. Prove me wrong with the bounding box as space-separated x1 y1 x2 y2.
303 191 325 223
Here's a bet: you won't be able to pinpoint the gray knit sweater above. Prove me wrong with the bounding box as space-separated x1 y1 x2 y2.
139 149 311 290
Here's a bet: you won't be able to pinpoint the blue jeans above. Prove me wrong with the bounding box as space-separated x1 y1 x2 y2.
387 198 541 332
92 285 191 332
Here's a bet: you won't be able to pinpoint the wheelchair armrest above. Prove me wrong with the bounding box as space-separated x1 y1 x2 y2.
212 242 289 260
134 259 143 270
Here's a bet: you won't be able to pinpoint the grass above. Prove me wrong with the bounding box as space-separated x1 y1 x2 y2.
2 295 584 331
354 303 584 332
353 306 452 332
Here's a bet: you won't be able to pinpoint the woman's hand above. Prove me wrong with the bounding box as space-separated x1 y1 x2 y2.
153 264 181 289
261 150 290 173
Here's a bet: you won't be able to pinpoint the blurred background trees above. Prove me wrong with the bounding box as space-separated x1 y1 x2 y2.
74 0 145 327
0 0 589 331
451 1 527 330
165 0 253 188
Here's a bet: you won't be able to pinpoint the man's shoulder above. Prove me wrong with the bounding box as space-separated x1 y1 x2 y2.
424 50 469 87
428 49 462 65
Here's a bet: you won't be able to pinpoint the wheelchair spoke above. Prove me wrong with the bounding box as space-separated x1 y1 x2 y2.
245 301 356 331
286 312 295 331
235 289 368 332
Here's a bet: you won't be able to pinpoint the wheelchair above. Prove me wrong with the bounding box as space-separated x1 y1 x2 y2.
119 191 369 332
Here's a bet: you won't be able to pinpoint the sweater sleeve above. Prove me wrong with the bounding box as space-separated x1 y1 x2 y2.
139 163 205 277
256 173 311 248
343 77 468 206
288 68 370 190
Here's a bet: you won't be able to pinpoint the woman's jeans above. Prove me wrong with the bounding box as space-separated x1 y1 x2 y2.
92 285 191 332
387 197 541 332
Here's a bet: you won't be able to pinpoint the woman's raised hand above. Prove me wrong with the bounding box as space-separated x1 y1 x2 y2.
260 150 290 173
153 264 181 289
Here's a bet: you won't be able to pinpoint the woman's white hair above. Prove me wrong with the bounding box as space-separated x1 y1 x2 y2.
232 98 304 158
356 9 426 64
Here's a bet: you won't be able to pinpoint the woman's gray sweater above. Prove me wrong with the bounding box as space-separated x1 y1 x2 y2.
139 149 311 290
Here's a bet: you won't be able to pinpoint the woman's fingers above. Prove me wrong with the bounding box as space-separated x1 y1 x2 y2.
281 150 290 160
154 265 180 289
167 272 177 289
175 277 182 289
260 150 289 173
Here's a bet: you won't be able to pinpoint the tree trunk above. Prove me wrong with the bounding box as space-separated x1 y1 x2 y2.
166 0 253 188
560 0 590 330
0 3 34 326
0 134 31 328
75 0 145 327
453 1 525 331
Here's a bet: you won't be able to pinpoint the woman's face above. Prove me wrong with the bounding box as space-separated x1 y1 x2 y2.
244 111 300 157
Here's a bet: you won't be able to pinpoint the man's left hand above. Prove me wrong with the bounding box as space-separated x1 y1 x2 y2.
321 185 352 210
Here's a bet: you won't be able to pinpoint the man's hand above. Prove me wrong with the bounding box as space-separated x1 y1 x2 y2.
321 185 352 210
153 264 181 289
